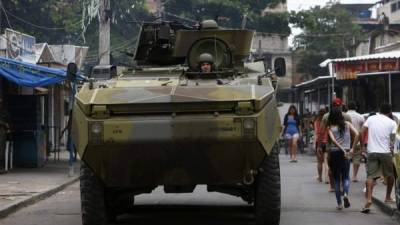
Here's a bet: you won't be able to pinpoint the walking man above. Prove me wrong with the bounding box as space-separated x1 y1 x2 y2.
346 101 365 182
361 103 397 213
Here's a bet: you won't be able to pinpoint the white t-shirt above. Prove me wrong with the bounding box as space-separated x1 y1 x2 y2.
347 110 365 131
364 114 397 153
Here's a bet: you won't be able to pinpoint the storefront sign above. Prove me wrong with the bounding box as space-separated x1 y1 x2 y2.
335 59 399 80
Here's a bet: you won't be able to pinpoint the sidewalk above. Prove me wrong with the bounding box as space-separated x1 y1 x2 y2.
371 180 399 220
0 151 80 218
299 147 400 220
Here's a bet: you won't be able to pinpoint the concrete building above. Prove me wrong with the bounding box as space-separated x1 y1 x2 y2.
252 2 293 102
377 0 400 24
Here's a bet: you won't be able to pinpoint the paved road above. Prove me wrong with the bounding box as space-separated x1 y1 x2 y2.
1 153 399 225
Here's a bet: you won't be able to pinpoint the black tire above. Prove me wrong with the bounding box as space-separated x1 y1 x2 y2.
395 178 400 210
254 146 281 225
80 163 108 225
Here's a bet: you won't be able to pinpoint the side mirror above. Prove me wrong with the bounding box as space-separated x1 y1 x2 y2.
67 63 78 80
274 58 286 77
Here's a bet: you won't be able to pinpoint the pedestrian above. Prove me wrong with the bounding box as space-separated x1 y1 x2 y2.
327 107 359 210
346 101 365 182
314 108 328 183
360 103 397 214
282 105 301 162
319 98 352 192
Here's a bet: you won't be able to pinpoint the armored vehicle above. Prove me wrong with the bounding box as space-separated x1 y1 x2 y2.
72 20 285 225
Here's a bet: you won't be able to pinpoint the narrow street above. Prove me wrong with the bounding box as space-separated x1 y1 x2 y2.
0 153 398 225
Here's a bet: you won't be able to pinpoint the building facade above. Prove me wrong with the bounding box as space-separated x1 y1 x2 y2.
378 0 400 24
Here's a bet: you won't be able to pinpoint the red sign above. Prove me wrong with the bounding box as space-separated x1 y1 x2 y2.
335 59 399 80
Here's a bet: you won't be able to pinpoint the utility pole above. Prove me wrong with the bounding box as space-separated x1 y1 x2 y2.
156 0 165 20
99 0 110 65
156 0 161 19
241 13 248 29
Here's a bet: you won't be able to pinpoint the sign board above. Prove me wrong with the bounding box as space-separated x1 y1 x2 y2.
5 29 36 63
335 59 399 80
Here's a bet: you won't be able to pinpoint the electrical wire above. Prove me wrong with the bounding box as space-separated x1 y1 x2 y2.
2 6 82 31
1 5 13 29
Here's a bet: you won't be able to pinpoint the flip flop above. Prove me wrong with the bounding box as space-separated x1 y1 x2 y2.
361 207 370 214
384 199 395 204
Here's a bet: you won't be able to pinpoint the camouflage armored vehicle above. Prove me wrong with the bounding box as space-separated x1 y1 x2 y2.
71 20 285 225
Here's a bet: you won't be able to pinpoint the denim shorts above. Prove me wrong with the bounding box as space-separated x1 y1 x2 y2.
284 133 299 139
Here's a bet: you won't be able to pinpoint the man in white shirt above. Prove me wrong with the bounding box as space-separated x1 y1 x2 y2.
360 103 397 213
346 101 365 182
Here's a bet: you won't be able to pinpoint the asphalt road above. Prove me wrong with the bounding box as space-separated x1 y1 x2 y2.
0 153 399 225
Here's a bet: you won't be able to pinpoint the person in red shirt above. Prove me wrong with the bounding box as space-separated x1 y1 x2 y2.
314 108 327 182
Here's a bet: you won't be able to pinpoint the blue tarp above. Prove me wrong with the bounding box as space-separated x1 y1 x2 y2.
0 56 84 87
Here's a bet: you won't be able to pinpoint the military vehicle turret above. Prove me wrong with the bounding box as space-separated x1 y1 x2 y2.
72 20 285 225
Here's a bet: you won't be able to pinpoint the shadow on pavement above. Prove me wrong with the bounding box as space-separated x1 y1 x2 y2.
115 205 254 225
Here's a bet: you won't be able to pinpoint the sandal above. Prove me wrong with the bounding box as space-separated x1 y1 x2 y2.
361 202 372 213
343 196 350 208
360 207 370 214
384 198 395 203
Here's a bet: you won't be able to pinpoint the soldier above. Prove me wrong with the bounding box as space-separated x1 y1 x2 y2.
198 53 214 73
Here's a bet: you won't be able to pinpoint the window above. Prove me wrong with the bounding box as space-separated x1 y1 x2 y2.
391 3 397 12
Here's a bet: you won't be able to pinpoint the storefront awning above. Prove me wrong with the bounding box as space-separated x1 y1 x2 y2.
0 56 84 87
320 51 400 80
320 51 400 67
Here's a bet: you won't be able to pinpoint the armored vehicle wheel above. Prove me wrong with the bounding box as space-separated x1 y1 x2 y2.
80 163 109 225
254 146 281 225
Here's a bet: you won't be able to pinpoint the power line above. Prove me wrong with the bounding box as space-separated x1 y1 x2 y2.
2 6 82 31
164 11 198 24
1 5 12 29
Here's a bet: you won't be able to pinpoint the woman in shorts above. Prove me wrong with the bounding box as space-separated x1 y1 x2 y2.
283 105 301 162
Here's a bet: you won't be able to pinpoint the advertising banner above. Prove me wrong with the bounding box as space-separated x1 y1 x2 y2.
5 29 36 63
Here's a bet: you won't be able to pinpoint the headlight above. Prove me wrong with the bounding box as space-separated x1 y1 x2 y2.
91 122 103 134
242 118 256 139
88 121 103 144
243 118 256 130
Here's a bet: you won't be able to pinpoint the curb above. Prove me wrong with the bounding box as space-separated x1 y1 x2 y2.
0 176 79 219
372 196 400 222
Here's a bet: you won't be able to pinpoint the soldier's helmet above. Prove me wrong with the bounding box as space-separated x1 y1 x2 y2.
198 53 214 64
